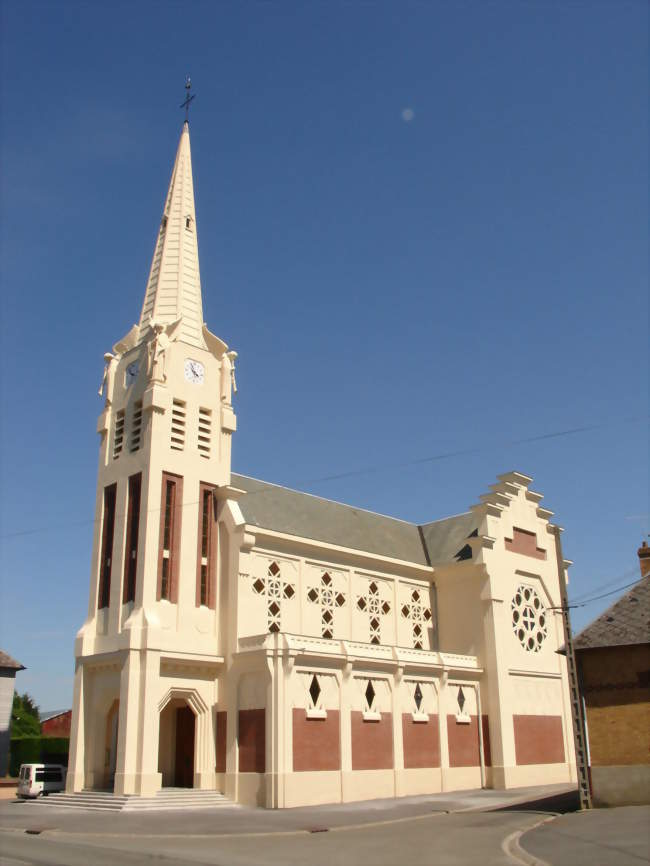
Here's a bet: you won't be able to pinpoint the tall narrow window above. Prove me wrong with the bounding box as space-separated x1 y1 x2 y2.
97 484 117 610
158 472 183 602
113 410 125 459
123 473 142 604
196 484 216 607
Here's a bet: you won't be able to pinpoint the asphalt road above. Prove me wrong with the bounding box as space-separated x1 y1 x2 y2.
1 787 647 866
0 809 553 866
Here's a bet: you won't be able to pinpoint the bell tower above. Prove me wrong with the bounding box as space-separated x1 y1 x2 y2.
66 116 237 796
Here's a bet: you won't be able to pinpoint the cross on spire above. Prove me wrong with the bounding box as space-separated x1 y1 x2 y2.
180 76 195 123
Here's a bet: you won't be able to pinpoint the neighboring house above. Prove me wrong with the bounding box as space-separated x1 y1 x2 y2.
574 542 650 807
41 710 72 738
0 651 25 777
66 119 578 807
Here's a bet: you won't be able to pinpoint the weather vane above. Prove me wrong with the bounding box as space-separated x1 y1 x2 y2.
180 76 195 122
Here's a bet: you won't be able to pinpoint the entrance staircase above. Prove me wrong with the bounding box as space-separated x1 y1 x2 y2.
41 788 233 812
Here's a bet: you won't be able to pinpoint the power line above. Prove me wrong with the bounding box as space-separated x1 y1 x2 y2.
0 414 647 542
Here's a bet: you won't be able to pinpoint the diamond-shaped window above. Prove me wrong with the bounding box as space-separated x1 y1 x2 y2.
424 608 432 621
413 623 422 636
269 601 280 616
268 562 280 576
308 588 319 602
411 591 420 602
381 601 391 615
457 687 465 713
369 582 378 594
365 680 376 709
269 621 280 633
322 610 333 624
357 597 366 611
322 573 332 585
414 683 423 711
335 593 346 607
323 629 333 639
309 675 321 707
401 605 410 618
252 578 265 595
370 617 380 629
283 584 295 599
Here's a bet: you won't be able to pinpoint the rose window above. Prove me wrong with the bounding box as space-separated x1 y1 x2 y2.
511 584 547 652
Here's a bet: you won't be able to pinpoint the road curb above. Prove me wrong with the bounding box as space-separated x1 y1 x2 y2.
502 815 558 866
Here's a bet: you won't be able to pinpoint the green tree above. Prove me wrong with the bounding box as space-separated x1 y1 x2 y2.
11 692 40 737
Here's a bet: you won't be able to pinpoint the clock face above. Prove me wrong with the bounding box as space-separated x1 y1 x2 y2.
184 358 205 384
125 361 139 385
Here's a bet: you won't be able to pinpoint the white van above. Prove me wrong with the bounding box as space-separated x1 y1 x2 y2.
17 764 67 798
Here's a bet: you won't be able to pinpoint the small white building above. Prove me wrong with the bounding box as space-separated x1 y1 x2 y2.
66 120 577 807
0 651 25 777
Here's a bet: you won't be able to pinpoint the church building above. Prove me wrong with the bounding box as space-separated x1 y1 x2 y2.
66 118 578 808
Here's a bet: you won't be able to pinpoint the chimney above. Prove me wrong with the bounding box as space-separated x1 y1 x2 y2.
638 540 650 578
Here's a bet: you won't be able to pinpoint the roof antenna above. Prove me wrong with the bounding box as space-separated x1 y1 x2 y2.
180 76 195 124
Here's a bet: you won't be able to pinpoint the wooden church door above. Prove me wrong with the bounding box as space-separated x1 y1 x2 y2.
174 706 195 787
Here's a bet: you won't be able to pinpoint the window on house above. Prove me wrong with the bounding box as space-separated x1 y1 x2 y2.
97 483 117 609
158 472 182 601
197 484 216 607
123 473 142 604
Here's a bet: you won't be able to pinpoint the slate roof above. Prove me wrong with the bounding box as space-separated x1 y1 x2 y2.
0 651 25 671
40 709 71 723
573 575 650 650
232 473 480 567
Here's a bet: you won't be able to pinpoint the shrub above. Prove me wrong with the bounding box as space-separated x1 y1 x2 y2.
9 737 69 777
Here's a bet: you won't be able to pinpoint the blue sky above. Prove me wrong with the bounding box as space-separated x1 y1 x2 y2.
1 1 647 711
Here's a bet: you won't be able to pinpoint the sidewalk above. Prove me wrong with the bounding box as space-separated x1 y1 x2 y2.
520 805 650 866
0 783 577 836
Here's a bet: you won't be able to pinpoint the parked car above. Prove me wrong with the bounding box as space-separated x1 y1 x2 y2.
17 764 66 798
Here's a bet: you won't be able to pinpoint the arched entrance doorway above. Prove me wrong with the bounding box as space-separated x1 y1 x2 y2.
158 700 196 788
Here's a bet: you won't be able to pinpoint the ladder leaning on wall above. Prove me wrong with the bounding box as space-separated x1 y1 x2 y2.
551 525 592 810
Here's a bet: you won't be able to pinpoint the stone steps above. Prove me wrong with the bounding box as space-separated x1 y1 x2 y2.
41 788 233 812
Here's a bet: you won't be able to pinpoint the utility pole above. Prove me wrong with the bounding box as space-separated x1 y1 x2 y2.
551 525 592 809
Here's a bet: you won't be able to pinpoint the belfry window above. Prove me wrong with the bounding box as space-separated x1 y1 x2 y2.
158 472 182 602
97 483 117 610
123 473 142 604
196 484 216 608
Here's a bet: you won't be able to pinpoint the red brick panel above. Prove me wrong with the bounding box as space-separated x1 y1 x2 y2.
481 715 492 766
351 712 393 770
513 715 565 765
447 715 480 767
215 711 227 773
238 709 265 773
292 709 341 771
41 711 72 738
402 714 440 768
504 527 546 560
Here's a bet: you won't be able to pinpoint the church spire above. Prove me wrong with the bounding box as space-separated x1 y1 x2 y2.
138 120 205 348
